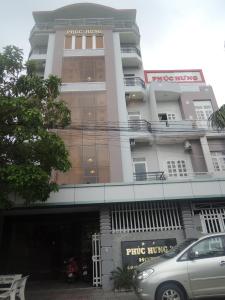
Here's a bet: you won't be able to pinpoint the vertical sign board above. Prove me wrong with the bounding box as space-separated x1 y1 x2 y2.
121 239 177 269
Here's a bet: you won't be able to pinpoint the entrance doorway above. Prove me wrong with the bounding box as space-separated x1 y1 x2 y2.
0 210 99 286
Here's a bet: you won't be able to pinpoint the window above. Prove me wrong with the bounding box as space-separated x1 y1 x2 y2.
167 160 188 177
61 57 105 83
75 35 82 49
190 236 225 259
167 113 176 120
133 158 147 181
158 113 176 121
96 35 104 48
211 151 225 172
194 100 213 120
65 35 72 49
128 112 141 129
124 74 135 77
65 34 104 50
86 35 93 49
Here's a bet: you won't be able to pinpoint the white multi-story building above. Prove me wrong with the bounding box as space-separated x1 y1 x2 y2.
1 3 225 290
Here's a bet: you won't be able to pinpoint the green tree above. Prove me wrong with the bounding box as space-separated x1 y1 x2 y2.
209 105 225 130
0 45 71 208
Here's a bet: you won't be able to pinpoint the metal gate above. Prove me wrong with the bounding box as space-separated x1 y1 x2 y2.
200 208 225 233
92 233 102 287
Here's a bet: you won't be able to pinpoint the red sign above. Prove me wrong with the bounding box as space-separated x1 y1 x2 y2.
144 69 205 83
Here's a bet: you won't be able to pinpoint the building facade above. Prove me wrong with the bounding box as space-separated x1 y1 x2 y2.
1 3 225 290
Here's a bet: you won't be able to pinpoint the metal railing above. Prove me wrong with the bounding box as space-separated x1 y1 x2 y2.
111 200 182 233
124 77 145 88
151 120 211 132
30 19 140 37
121 47 141 57
133 171 165 181
128 119 151 132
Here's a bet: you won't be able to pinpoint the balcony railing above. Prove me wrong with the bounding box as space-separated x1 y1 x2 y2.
124 77 145 88
30 19 140 37
128 119 151 132
134 171 165 181
121 47 141 57
133 171 216 182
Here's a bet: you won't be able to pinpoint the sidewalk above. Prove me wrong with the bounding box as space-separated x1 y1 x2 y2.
26 281 138 300
27 287 138 300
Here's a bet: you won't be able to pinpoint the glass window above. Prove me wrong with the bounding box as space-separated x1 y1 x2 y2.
96 35 104 48
167 113 176 120
65 35 72 49
194 100 213 120
211 151 225 172
128 112 141 129
167 160 188 177
75 35 82 49
158 113 176 121
190 236 225 259
61 57 105 83
86 35 93 49
133 158 147 181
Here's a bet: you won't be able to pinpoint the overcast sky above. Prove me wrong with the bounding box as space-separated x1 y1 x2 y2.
1 0 225 105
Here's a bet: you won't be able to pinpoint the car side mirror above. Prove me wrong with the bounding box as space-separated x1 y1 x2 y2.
188 250 199 260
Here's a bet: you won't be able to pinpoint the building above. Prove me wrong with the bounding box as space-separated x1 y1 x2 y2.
0 3 225 290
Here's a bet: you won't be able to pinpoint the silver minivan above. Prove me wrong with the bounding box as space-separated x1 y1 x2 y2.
135 233 225 300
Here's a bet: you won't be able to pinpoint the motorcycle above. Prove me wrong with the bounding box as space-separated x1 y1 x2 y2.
64 257 79 283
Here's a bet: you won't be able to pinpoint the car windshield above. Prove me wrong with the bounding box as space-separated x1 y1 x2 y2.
162 238 198 259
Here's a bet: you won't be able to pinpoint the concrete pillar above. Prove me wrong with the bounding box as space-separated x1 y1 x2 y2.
149 85 159 121
112 33 133 182
44 33 55 78
100 207 114 291
200 136 214 173
180 200 198 238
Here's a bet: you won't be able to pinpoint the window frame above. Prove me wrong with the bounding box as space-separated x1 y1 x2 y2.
166 159 188 178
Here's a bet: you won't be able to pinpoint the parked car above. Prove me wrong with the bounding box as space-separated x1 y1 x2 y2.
134 233 225 300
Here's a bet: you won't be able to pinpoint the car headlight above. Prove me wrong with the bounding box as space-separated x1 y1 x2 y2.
137 268 154 280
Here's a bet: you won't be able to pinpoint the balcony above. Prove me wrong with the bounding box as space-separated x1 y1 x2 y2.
121 47 142 68
30 19 140 40
151 120 207 142
124 77 145 100
134 171 165 181
29 47 47 60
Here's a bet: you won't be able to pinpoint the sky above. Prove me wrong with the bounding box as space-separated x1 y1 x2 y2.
1 0 225 105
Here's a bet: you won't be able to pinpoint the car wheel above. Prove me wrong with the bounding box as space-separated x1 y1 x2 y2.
156 283 187 300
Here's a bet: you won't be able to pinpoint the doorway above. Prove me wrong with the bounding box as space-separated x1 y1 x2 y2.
0 210 99 286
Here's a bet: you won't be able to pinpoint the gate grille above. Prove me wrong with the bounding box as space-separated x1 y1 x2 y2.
111 201 182 233
92 233 102 287
200 208 225 233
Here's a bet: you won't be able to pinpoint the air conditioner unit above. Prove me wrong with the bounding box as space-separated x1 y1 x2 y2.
184 140 192 151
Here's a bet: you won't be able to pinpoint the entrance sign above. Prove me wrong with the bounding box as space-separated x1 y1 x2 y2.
121 239 177 269
144 70 205 83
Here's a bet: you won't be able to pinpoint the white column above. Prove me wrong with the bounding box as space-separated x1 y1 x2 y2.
200 136 214 173
44 33 55 79
113 33 133 182
149 85 159 121
93 35 96 49
72 35 75 49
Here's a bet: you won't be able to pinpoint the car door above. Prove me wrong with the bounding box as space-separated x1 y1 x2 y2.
187 235 225 297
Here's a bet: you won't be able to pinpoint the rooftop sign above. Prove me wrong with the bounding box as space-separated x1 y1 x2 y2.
144 69 205 84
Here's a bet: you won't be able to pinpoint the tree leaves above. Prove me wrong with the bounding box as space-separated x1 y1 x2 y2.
209 104 225 130
0 46 71 208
